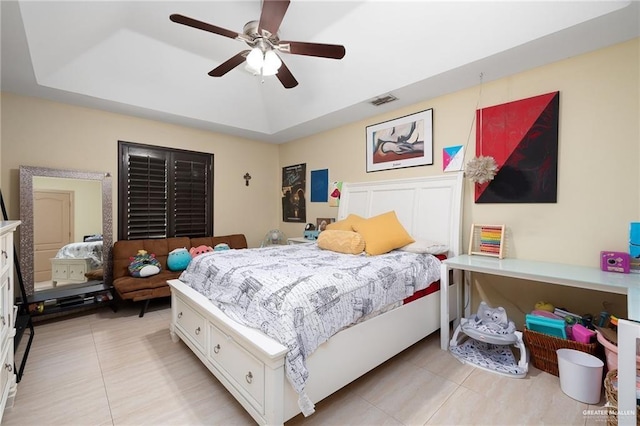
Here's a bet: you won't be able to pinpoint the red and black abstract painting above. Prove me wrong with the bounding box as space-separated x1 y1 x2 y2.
475 91 559 203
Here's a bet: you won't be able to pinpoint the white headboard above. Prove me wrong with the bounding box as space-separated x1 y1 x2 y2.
337 173 464 257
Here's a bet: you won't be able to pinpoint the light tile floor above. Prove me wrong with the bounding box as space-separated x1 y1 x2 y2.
3 301 610 425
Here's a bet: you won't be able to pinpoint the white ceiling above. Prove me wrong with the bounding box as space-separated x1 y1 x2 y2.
2 1 639 144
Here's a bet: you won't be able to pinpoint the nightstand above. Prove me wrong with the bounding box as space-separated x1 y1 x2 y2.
287 237 314 245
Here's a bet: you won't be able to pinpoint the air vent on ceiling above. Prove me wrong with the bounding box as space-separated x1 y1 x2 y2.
369 94 398 106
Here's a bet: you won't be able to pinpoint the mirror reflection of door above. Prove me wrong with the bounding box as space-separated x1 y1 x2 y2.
34 190 73 289
20 168 109 297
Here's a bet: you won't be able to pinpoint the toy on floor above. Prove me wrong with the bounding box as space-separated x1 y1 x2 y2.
450 301 528 378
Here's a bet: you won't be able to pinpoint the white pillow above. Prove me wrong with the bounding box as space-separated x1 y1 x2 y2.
397 239 449 255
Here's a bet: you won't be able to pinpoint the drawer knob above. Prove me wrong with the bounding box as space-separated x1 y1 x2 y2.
245 371 253 384
177 312 183 319
195 326 201 335
1 250 6 259
213 344 220 354
4 364 12 372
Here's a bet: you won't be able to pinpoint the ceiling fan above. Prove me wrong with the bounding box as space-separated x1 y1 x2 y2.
170 0 346 89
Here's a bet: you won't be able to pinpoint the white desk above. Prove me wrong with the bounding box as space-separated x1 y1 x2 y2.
439 254 640 423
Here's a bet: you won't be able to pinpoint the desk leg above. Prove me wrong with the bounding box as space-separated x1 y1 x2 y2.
463 270 471 319
617 319 639 426
453 269 462 330
440 263 450 350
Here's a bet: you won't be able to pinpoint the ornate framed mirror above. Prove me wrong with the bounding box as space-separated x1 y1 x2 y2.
19 166 112 296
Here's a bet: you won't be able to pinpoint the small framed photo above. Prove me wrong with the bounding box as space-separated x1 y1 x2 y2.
316 217 335 232
366 109 433 172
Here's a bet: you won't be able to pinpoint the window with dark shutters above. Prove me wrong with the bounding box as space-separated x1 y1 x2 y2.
118 141 213 240
173 156 210 237
127 153 168 239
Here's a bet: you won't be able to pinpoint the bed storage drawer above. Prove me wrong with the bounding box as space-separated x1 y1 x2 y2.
208 323 265 412
51 258 92 284
174 297 206 351
51 264 68 281
68 262 88 281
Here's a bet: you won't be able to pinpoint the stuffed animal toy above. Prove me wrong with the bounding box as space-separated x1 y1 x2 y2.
167 247 191 271
473 301 516 334
128 249 161 278
189 245 214 258
213 243 230 252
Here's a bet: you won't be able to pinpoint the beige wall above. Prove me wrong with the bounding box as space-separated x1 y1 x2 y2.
279 39 639 324
0 94 280 248
1 39 637 325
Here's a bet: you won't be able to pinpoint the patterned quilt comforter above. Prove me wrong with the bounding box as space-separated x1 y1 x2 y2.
54 241 103 269
178 243 441 415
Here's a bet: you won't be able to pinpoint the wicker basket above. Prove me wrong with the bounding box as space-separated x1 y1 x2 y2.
604 369 640 426
523 327 600 376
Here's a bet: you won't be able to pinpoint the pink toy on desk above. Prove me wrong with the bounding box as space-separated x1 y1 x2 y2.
600 251 630 273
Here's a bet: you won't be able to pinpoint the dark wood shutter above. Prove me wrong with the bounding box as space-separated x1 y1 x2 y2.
171 154 211 237
126 150 168 239
118 142 213 240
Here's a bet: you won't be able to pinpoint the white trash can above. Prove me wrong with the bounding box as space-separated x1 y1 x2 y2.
556 348 604 404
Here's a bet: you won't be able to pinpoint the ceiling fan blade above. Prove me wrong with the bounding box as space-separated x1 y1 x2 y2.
208 50 250 77
278 41 345 59
170 14 240 40
276 59 298 89
258 0 290 37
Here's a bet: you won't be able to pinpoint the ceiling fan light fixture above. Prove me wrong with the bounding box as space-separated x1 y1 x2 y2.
244 64 260 75
246 47 264 71
262 50 282 76
245 47 281 76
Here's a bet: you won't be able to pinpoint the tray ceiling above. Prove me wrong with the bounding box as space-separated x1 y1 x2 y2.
2 1 638 143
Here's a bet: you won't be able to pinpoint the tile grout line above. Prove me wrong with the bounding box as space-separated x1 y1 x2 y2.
417 357 464 426
90 319 116 426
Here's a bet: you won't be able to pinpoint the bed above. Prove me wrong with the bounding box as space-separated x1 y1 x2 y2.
168 173 464 425
50 240 103 285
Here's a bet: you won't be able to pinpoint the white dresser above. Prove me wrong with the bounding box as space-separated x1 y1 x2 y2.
0 221 19 422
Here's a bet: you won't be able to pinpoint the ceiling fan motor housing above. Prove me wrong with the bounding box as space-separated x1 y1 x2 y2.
243 20 280 48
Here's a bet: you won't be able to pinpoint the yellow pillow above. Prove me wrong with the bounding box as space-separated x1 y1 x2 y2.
317 230 365 255
352 211 415 255
325 214 365 231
